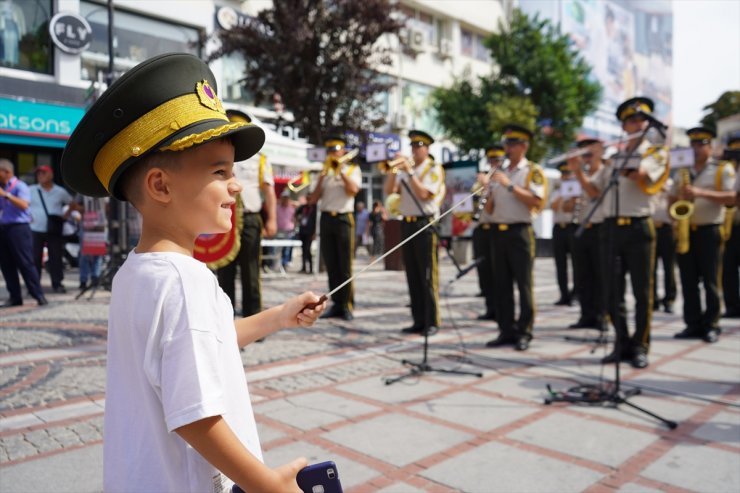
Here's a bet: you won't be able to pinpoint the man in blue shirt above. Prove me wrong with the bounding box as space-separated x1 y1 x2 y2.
0 159 47 307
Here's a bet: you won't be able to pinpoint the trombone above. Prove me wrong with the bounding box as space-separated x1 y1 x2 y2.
322 148 359 175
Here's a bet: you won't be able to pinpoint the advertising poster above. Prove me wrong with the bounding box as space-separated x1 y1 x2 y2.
441 160 479 238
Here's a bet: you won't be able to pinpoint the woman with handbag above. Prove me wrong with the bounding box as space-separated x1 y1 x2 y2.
29 165 73 293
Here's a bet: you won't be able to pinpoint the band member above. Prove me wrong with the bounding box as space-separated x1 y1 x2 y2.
384 130 445 335
569 138 608 330
550 163 577 306
485 124 546 351
651 174 677 313
216 110 277 317
672 127 737 343
308 135 361 321
721 136 740 318
599 97 669 369
473 145 505 321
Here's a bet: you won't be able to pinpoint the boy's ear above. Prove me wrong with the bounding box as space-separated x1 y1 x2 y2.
144 168 171 204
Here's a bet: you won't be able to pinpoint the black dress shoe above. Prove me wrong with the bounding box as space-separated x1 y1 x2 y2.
339 309 354 321
423 326 439 336
2 299 23 308
485 335 516 348
703 328 720 343
554 297 571 306
601 348 631 364
401 325 423 334
52 285 67 294
477 311 496 321
320 305 342 319
568 318 598 329
515 335 531 351
631 352 649 369
663 301 673 314
674 328 704 339
722 309 740 318
36 296 48 306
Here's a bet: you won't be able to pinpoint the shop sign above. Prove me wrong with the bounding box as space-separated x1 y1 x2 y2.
0 97 85 148
215 5 251 30
49 12 93 54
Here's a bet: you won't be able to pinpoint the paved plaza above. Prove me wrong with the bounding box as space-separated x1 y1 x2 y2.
1 250 739 493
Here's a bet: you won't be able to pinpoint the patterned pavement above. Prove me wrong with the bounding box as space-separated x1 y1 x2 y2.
1 250 739 492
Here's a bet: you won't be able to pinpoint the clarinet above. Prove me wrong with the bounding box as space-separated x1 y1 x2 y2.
472 159 504 222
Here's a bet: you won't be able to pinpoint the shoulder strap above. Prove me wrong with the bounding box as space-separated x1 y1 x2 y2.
418 159 434 181
716 161 736 191
37 188 51 217
258 153 266 186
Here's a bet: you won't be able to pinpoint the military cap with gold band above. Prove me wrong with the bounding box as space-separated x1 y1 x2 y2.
408 129 434 147
61 53 265 200
502 124 534 143
485 144 505 159
324 134 347 151
686 126 716 144
616 96 655 122
226 108 253 124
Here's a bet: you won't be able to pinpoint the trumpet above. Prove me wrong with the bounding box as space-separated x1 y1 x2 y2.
378 156 411 174
323 148 359 175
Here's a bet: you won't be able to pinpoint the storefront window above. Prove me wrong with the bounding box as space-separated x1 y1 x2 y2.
0 0 53 74
79 1 200 81
222 52 255 103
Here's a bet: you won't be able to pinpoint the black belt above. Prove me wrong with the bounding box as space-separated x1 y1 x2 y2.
690 223 720 231
243 211 261 216
403 216 431 222
322 211 350 217
493 222 529 231
606 216 649 226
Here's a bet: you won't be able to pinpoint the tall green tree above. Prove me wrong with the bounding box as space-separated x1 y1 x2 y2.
699 91 740 132
432 9 601 162
208 0 402 144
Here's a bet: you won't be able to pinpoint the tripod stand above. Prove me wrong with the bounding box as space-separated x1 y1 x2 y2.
385 170 482 384
546 119 678 429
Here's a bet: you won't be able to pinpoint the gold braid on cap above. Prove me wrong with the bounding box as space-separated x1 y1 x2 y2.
619 103 651 121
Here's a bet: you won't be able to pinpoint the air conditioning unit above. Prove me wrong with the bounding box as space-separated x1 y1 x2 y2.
393 113 409 129
438 38 452 58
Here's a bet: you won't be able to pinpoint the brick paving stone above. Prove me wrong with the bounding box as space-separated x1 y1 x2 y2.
616 482 663 493
690 410 740 449
375 483 427 493
254 391 380 431
337 376 450 405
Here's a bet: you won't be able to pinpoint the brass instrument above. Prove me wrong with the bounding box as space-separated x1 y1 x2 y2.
669 167 695 254
323 148 359 175
378 156 411 174
384 192 401 217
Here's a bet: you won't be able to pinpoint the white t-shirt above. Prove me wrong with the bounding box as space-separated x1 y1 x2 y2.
104 250 262 493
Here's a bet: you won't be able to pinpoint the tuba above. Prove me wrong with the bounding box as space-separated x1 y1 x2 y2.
669 167 694 254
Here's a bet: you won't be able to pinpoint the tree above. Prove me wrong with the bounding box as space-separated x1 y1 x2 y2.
208 0 402 145
432 9 601 162
699 91 740 132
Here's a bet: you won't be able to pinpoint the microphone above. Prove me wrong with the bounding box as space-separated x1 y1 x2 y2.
636 111 668 137
455 257 484 280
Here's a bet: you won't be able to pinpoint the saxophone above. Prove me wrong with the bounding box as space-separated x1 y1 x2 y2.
669 167 694 254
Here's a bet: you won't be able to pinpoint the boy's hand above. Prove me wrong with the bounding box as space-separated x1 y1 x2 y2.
246 457 307 493
282 291 326 327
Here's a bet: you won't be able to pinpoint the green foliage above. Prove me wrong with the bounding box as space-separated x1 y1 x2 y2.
432 8 601 163
486 95 546 161
208 0 402 144
699 91 740 132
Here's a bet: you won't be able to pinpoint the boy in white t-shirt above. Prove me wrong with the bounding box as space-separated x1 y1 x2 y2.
60 53 326 493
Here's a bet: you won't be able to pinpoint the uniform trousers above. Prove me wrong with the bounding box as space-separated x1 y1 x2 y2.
320 212 354 310
32 230 65 288
722 223 740 315
552 223 575 300
572 223 605 324
472 223 495 314
401 218 440 329
603 217 656 354
678 224 722 332
217 213 263 317
0 223 45 303
491 223 535 339
653 223 677 305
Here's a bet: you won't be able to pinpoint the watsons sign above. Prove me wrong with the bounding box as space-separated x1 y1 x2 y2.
0 98 85 148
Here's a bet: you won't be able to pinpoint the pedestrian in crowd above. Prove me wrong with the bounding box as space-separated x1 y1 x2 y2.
276 189 296 270
367 200 387 262
598 97 670 369
0 158 47 307
217 109 277 317
569 138 608 331
308 134 361 321
671 127 736 343
473 144 505 321
651 175 677 314
295 198 317 273
29 164 73 293
549 163 577 307
77 194 107 290
60 53 325 493
384 130 446 336
484 125 547 351
721 135 740 318
354 200 370 255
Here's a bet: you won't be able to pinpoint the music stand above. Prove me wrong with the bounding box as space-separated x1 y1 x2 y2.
385 175 483 384
546 119 678 429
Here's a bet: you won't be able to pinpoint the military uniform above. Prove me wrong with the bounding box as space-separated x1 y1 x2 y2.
673 127 736 342
314 136 361 321
473 145 505 320
486 125 546 351
571 147 608 329
217 111 275 317
650 177 677 313
550 174 576 306
599 96 669 368
721 136 740 318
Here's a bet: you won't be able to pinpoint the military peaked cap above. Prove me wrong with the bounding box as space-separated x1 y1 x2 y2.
616 96 654 122
408 130 434 147
502 124 534 142
686 126 716 144
324 134 347 150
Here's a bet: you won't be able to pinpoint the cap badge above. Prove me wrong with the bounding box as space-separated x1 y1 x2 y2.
196 80 225 114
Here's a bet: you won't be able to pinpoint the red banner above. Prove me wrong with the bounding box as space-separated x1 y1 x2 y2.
194 198 243 269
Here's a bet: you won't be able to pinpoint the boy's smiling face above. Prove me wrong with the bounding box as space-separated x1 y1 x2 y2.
168 138 242 236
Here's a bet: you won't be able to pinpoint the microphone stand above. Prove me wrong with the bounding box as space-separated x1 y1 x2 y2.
546 120 677 430
385 166 483 385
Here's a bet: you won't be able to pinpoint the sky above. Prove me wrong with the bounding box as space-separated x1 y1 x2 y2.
672 0 740 128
